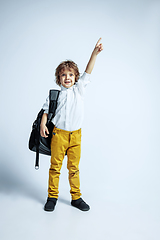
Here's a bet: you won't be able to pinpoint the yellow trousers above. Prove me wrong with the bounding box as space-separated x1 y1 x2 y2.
48 126 82 200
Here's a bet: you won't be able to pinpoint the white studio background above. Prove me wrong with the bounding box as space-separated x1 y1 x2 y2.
0 0 160 239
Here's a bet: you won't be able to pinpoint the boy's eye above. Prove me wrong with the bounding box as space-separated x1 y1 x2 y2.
70 74 73 76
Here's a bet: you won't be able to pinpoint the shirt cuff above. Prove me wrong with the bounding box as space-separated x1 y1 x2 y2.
44 109 48 114
84 71 91 76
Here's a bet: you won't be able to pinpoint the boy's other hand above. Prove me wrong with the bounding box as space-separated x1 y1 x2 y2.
40 124 49 138
93 38 103 55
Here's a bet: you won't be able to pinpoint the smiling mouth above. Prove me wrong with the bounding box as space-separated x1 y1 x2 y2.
65 81 71 84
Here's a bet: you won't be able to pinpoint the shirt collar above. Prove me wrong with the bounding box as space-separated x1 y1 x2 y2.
61 85 73 91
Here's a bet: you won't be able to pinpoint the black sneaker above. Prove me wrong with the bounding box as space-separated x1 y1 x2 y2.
71 198 90 211
44 197 57 211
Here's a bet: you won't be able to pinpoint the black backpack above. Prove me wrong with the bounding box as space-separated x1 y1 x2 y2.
29 89 60 169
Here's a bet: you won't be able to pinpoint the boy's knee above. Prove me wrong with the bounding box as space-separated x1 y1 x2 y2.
69 170 79 178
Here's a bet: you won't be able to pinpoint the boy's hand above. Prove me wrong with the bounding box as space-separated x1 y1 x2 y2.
92 38 103 55
40 124 49 138
85 37 103 74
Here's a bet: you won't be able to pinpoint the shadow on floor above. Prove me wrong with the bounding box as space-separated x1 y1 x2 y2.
0 158 72 207
0 159 45 204
58 197 71 206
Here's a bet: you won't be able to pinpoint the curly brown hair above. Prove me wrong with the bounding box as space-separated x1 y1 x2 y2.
55 60 80 86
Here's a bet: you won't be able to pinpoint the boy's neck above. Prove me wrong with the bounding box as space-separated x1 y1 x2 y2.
61 85 73 90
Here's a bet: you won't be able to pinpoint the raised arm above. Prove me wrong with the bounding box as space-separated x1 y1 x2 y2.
85 38 103 74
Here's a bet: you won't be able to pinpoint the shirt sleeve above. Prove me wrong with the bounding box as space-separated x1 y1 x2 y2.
76 71 91 96
42 96 49 114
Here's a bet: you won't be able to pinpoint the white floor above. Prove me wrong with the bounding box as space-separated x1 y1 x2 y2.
1 155 160 240
1 193 159 240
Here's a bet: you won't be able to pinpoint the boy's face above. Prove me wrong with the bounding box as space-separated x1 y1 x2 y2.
59 68 75 88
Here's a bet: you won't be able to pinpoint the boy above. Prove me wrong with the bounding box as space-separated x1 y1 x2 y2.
40 38 103 212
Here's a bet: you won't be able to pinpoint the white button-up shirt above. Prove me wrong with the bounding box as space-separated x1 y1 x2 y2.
42 72 91 131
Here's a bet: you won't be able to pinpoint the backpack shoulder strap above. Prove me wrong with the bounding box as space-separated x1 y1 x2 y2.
48 89 60 122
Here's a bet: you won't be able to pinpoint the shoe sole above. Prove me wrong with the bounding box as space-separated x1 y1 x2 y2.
71 204 90 211
44 207 55 212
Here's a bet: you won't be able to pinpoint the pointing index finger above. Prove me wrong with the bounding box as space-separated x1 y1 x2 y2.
96 37 102 46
